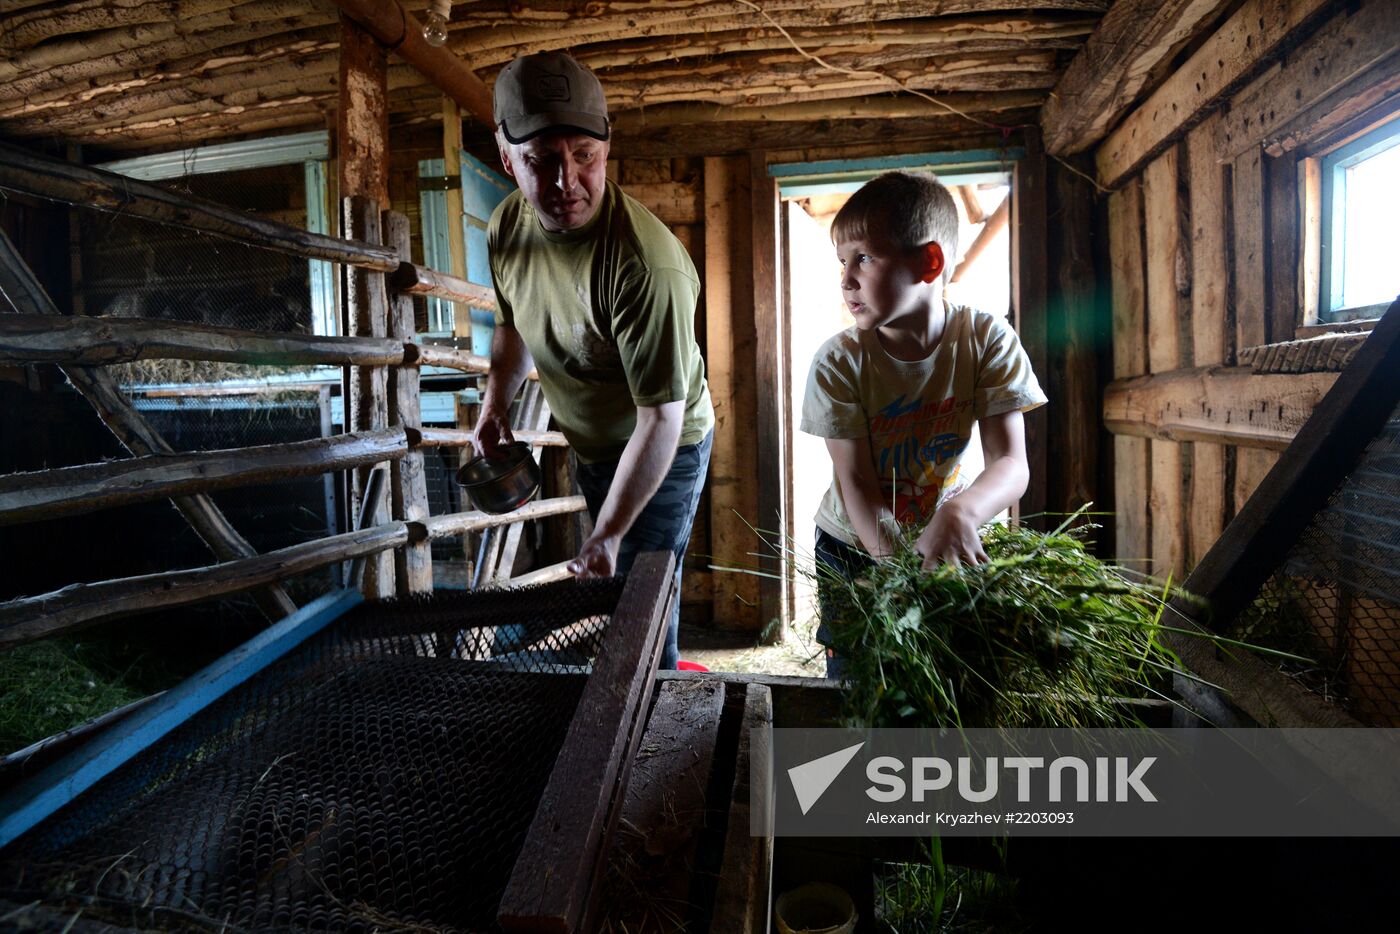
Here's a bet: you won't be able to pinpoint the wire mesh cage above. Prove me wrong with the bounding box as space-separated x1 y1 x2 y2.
1233 401 1400 725
0 576 628 933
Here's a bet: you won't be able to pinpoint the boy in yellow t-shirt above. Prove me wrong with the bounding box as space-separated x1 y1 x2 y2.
800 171 1047 678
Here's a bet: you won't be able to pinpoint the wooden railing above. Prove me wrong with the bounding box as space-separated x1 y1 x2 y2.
0 144 585 648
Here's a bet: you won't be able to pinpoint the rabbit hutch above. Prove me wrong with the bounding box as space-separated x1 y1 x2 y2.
2 1 1400 931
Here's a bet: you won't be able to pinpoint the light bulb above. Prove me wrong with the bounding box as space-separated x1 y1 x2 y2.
422 0 451 47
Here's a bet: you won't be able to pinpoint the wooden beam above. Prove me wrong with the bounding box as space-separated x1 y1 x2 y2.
950 194 1008 282
0 142 397 271
0 524 404 649
710 683 774 934
330 0 493 126
337 11 389 209
1041 0 1231 157
0 427 405 527
0 314 403 368
0 226 297 623
414 427 566 448
421 495 589 540
1233 145 1268 350
384 210 432 596
611 92 1043 128
957 184 985 224
1104 365 1338 450
343 195 394 599
1095 0 1336 188
1011 130 1049 529
499 551 675 934
392 261 498 312
751 153 786 634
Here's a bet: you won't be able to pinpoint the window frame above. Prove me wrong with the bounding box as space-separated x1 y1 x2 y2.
1317 119 1400 323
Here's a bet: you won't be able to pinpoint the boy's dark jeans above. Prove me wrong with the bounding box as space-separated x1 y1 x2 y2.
814 526 875 681
576 430 713 669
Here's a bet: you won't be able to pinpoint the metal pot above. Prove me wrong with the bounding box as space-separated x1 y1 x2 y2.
456 441 542 514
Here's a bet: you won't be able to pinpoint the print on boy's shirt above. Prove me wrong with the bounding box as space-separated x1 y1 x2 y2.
871 394 974 524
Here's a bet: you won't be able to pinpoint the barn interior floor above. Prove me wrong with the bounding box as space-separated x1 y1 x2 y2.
678 616 826 678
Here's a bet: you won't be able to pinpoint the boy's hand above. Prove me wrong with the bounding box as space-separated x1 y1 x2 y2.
915 500 988 569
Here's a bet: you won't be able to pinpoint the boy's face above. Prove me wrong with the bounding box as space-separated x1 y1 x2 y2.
835 232 935 331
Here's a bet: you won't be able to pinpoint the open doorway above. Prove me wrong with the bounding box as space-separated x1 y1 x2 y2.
777 153 1016 629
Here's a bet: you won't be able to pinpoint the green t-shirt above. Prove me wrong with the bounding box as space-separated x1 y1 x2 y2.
488 180 714 462
800 304 1048 548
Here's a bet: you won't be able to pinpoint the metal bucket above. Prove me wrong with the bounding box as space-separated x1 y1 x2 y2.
456 441 542 514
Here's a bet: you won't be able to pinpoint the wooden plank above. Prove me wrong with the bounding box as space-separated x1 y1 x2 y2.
422 495 588 540
336 11 388 209
1266 152 1299 345
499 551 675 934
1011 131 1049 528
1179 298 1400 630
1219 0 1400 159
494 391 553 584
1299 154 1323 326
0 427 405 527
1259 51 1400 159
710 682 774 934
0 313 404 368
958 184 985 224
621 179 704 225
1150 439 1186 580
343 195 394 599
1048 160 1099 513
1095 0 1336 188
1107 179 1148 379
385 210 432 595
0 141 397 272
1114 435 1151 569
415 427 567 448
0 525 401 649
1233 146 1268 351
601 678 726 932
1041 0 1232 157
0 589 362 850
1233 447 1280 513
0 226 297 623
1104 365 1337 450
702 155 761 630
1143 146 1187 373
751 153 786 632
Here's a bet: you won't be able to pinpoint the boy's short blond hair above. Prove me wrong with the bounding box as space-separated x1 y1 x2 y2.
831 171 959 273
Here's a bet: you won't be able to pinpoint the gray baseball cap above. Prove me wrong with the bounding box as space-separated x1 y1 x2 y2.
493 52 610 144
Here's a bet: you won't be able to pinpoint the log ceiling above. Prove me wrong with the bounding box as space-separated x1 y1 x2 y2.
0 0 1113 156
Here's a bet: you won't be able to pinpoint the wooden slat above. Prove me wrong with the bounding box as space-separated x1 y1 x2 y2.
1107 180 1148 380
499 551 675 934
414 427 567 448
392 261 498 313
0 589 362 850
407 341 539 380
1219 0 1400 159
1104 366 1337 449
751 153 785 631
343 195 393 600
1095 0 1335 188
0 141 397 272
1012 131 1049 528
1113 435 1151 569
0 226 297 622
1266 151 1300 345
1149 439 1186 581
385 210 432 595
1179 299 1400 629
422 495 589 540
1233 145 1269 351
702 155 761 630
1048 160 1099 514
0 524 404 649
710 682 774 934
0 313 404 368
0 427 405 527
1041 0 1233 157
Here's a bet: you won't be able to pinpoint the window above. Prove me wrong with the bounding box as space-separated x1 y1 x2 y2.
1319 120 1400 322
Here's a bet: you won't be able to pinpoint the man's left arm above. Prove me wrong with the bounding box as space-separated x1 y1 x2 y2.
568 400 685 577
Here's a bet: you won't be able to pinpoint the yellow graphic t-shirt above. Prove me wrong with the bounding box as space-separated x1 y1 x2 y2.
800 304 1047 548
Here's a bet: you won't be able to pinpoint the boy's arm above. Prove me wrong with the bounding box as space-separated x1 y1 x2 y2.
915 410 1029 568
826 436 900 557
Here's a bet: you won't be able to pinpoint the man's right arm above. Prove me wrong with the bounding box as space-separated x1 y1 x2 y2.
826 435 898 558
472 324 534 457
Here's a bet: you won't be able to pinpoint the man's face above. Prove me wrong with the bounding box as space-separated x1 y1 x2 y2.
499 131 609 232
835 232 932 332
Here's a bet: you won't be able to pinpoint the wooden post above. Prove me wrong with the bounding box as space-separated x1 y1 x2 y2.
750 152 786 637
0 227 297 623
702 155 761 632
1107 178 1150 568
384 210 433 595
343 195 394 599
1011 130 1049 530
337 12 389 209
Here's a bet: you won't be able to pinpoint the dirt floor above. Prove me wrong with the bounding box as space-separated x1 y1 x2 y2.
677 614 827 678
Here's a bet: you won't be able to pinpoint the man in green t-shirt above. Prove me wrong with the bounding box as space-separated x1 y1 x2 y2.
473 51 714 669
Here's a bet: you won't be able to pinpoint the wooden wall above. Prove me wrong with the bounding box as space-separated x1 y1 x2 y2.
1100 0 1398 578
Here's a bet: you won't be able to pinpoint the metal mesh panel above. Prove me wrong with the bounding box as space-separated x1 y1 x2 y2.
1 577 627 932
1235 401 1400 725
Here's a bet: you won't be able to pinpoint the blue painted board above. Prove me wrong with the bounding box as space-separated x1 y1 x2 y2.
0 589 363 851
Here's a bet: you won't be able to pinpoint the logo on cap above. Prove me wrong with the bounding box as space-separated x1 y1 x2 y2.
535 75 570 102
